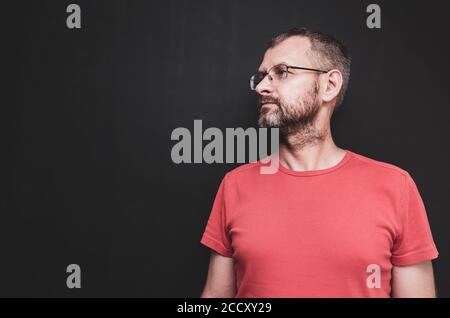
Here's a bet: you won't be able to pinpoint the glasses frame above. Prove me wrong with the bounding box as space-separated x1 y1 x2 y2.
250 64 329 90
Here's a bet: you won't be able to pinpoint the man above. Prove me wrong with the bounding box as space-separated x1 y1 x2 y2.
199 27 438 298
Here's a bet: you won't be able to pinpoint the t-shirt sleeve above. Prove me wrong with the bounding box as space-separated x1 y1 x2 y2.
391 172 439 266
200 174 233 257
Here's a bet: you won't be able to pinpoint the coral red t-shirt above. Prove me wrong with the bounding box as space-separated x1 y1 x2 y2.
200 150 438 298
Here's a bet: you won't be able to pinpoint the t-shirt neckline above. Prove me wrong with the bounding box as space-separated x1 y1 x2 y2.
276 149 354 177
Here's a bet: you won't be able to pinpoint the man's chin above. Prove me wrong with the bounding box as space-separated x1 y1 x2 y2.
258 117 281 128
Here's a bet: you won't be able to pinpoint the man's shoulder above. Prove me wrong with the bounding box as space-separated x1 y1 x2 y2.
348 150 411 182
222 161 263 182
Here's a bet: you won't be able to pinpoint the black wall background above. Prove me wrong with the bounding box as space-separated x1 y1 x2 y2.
2 0 449 297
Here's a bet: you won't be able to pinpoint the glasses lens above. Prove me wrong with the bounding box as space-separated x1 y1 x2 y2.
250 65 291 90
250 73 265 90
272 64 288 79
250 75 256 90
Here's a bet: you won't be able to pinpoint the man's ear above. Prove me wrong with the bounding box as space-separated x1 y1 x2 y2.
321 69 343 104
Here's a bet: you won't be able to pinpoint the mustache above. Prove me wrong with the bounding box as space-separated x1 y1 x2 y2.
258 97 279 108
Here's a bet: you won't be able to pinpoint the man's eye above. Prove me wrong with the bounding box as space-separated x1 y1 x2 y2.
274 69 288 77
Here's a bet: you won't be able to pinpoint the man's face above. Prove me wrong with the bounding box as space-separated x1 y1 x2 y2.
256 36 322 134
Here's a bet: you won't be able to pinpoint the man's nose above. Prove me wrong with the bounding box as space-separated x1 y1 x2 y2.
255 75 274 95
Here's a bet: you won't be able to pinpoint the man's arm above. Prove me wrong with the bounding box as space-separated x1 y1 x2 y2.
200 251 236 298
391 260 437 297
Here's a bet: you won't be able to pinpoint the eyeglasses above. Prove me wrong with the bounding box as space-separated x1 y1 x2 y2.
249 63 329 91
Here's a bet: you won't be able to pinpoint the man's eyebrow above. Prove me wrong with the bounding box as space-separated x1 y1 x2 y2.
257 67 267 73
258 61 290 73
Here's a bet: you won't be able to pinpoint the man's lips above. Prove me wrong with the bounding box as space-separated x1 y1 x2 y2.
259 103 277 114
260 102 277 108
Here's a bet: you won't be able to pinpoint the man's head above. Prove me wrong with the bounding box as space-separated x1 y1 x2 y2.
254 27 351 136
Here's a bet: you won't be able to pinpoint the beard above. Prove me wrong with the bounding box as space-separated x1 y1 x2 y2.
257 78 325 148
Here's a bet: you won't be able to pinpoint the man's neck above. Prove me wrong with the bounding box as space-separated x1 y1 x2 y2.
278 130 346 172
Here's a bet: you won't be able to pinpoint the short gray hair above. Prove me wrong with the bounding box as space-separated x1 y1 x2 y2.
266 27 351 109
